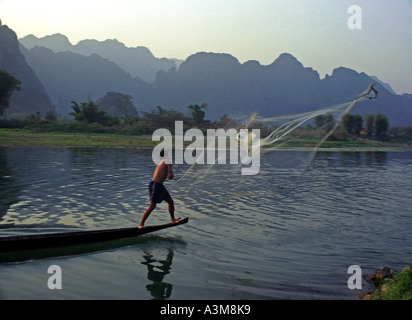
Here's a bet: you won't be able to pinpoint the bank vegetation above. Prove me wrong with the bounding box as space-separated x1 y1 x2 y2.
0 97 411 148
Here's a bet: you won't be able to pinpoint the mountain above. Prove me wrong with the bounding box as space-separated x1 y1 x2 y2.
402 93 412 103
143 52 412 126
20 34 178 83
0 25 55 117
370 76 397 95
14 30 412 126
75 39 177 83
139 52 324 118
19 33 73 53
22 46 148 115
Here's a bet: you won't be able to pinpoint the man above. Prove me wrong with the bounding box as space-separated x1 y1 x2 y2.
139 150 180 228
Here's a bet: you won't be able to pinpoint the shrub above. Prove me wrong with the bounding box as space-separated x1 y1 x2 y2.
373 265 412 300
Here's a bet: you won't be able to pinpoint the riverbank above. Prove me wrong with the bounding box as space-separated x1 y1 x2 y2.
0 129 155 148
357 266 412 300
0 128 411 150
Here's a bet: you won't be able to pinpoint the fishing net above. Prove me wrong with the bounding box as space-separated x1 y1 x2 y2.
170 84 378 204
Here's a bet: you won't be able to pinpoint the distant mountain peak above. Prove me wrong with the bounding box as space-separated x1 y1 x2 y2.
20 33 72 52
370 75 397 95
180 52 241 73
185 51 240 63
19 33 176 82
76 38 155 59
42 33 70 42
0 25 55 116
77 38 125 49
331 66 359 75
326 67 372 83
0 24 20 49
271 53 302 68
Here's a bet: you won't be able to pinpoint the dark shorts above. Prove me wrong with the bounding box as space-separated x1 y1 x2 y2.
149 181 171 204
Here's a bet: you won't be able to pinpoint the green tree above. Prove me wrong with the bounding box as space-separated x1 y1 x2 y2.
374 113 389 137
315 113 334 131
188 103 207 126
342 114 354 134
314 115 324 129
70 100 119 126
115 94 136 126
45 110 57 121
24 112 41 122
0 70 21 116
70 101 85 122
142 106 186 131
342 114 363 135
352 114 363 135
364 114 374 136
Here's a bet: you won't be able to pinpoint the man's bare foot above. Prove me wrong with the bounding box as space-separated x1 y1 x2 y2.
171 218 182 224
138 224 144 229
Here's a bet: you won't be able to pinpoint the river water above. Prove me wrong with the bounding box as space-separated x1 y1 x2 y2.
0 147 411 299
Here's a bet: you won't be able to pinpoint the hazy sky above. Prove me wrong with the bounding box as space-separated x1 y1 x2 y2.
1 0 411 94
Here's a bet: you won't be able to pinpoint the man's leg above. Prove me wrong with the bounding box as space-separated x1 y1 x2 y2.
139 202 156 228
165 198 179 223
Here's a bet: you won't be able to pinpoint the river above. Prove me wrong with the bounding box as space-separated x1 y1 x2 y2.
0 147 411 299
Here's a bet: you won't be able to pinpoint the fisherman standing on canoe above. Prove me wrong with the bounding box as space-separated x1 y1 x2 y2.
139 150 181 228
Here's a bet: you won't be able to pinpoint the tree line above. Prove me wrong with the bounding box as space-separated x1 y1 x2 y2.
65 99 210 134
315 112 389 137
1 69 411 141
0 96 213 135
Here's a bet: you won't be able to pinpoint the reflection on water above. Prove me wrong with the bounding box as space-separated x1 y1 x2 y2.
0 147 411 300
142 248 174 300
0 148 19 220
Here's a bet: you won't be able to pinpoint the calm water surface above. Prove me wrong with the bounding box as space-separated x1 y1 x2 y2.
0 147 411 299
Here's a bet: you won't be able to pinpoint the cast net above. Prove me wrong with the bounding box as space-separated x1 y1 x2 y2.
171 84 378 204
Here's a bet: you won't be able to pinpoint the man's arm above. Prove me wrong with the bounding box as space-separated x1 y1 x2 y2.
167 164 174 179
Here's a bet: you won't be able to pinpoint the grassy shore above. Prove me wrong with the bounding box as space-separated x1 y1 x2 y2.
373 265 412 300
0 128 411 150
0 129 156 148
